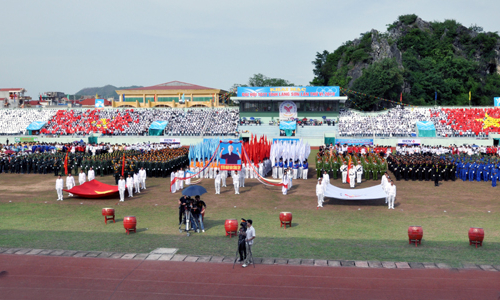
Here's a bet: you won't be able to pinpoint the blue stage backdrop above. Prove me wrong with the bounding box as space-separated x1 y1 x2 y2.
237 86 339 98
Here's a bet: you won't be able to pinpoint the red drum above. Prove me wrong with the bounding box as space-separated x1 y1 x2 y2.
279 212 292 229
408 226 423 247
101 208 115 224
123 216 137 234
468 227 484 248
225 219 238 238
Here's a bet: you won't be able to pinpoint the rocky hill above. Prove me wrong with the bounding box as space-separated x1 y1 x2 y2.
75 85 143 99
311 14 500 109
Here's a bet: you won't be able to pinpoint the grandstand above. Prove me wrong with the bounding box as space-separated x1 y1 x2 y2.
0 106 499 146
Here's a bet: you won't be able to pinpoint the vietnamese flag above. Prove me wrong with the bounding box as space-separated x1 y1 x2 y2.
121 154 126 176
63 180 119 199
64 152 69 175
347 157 352 184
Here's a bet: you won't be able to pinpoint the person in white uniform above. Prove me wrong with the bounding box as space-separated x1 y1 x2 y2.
355 163 363 184
66 174 75 197
118 176 126 202
316 178 324 208
87 167 95 181
282 171 288 195
381 173 389 203
233 170 240 194
221 170 227 187
388 181 396 209
171 171 177 193
258 160 264 177
139 167 147 189
133 172 141 194
340 162 348 183
56 175 64 201
78 170 86 185
126 174 134 197
214 170 221 194
240 168 245 187
178 168 185 190
348 167 356 188
322 170 330 185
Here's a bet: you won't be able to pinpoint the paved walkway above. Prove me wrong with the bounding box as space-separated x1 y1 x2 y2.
1 253 500 300
1 247 499 271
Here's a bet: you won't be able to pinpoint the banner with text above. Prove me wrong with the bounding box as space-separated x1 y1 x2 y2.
237 86 340 98
398 139 421 145
15 137 39 143
336 138 373 145
219 141 242 171
495 97 500 107
279 101 297 120
160 138 180 144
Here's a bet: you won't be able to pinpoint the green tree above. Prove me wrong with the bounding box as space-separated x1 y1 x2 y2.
351 58 404 110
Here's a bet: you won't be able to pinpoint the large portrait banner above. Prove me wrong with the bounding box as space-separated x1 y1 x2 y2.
219 141 242 171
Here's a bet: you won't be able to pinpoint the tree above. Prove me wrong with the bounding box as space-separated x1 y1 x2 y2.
351 58 404 110
247 73 294 87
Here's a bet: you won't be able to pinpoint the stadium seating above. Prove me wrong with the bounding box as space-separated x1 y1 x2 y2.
430 107 500 137
0 107 239 137
0 109 57 135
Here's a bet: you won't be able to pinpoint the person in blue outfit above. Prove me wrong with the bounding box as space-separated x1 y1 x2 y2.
476 162 483 181
469 161 476 181
491 168 498 187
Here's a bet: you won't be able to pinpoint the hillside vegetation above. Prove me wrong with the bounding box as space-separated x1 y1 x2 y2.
311 14 500 110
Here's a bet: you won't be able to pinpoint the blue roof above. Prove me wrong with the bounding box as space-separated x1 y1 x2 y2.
26 121 46 131
149 121 168 130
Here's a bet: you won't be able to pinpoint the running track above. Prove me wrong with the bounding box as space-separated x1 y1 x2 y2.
0 254 499 300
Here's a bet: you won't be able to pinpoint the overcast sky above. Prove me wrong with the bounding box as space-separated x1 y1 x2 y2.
1 0 499 97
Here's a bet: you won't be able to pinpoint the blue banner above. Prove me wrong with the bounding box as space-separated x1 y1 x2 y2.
279 121 296 130
336 138 374 146
495 97 500 107
95 99 105 108
272 138 300 144
237 86 339 98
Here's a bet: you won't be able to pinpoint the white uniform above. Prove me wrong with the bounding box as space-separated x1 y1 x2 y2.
215 173 221 194
258 163 264 177
282 174 288 195
88 169 95 181
221 170 227 187
240 169 245 187
233 173 240 194
388 184 396 209
78 172 86 185
302 164 308 179
316 182 324 207
126 177 134 197
133 173 140 193
272 164 277 178
348 168 356 188
178 170 184 189
171 172 177 193
340 165 347 183
66 176 75 197
56 178 64 200
322 173 330 185
381 176 389 203
356 165 363 183
118 179 126 201
139 169 146 189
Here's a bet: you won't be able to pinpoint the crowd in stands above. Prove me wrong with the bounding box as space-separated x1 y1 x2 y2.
339 106 500 138
430 107 500 137
0 109 57 135
338 107 430 137
167 108 239 136
0 108 239 137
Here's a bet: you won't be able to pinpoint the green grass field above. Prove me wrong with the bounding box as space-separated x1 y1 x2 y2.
1 151 499 267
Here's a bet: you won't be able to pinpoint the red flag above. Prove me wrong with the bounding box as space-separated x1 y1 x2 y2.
64 152 69 175
400 93 402 104
121 154 125 176
347 157 352 184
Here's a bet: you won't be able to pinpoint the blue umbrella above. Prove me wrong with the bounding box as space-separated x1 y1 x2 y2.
250 117 255 120
182 185 207 196
241 117 247 120
309 119 314 121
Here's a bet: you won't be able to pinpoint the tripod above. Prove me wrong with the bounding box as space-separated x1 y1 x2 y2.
178 208 196 237
233 240 255 269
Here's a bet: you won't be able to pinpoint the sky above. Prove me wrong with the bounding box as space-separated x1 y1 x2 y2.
1 0 499 97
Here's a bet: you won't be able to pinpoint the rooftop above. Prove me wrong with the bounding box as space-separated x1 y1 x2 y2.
121 81 218 91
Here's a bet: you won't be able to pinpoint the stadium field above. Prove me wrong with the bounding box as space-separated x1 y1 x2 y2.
0 151 499 267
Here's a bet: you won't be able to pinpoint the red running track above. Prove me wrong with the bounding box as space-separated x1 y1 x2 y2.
0 254 499 300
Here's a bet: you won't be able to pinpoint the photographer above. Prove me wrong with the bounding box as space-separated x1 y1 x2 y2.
242 219 255 268
194 195 206 233
190 197 200 232
237 221 247 263
178 195 188 225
